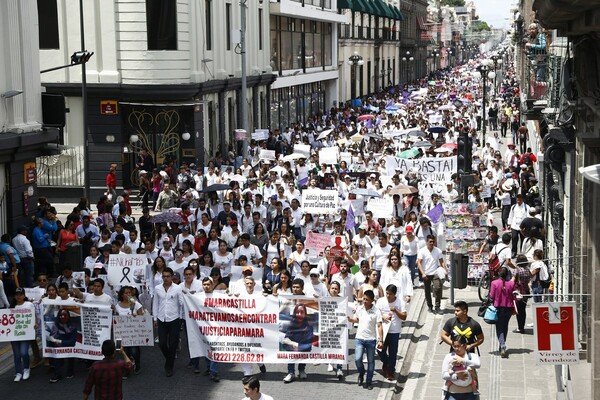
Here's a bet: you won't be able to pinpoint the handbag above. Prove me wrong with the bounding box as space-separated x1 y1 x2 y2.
483 304 498 324
477 298 491 318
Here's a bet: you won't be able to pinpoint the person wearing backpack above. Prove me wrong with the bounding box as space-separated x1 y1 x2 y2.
519 147 537 167
530 249 552 303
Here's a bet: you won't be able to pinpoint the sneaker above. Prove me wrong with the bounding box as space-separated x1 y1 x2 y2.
283 373 295 383
193 367 201 374
122 375 128 380
364 383 374 390
327 363 334 372
435 307 443 315
23 369 30 380
202 369 211 376
14 373 22 382
298 370 307 380
386 372 395 381
428 306 434 313
210 374 220 382
358 373 364 386
49 377 60 383
500 346 508 358
66 374 74 379
336 369 344 380
259 364 266 374
187 360 194 369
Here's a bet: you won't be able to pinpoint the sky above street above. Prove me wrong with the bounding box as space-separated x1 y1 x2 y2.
471 0 513 30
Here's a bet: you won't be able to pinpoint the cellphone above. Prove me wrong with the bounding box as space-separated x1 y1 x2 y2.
116 338 122 348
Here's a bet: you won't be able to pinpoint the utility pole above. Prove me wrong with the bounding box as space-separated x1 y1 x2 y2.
80 0 90 199
240 0 249 160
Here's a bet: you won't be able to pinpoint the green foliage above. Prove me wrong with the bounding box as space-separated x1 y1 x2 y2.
440 0 466 6
471 20 491 32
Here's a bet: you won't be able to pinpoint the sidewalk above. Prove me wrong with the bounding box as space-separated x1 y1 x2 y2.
396 284 558 400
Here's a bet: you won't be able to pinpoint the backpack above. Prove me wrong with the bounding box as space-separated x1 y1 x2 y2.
523 153 532 166
489 245 508 274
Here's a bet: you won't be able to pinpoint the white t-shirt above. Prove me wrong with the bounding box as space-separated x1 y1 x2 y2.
114 301 143 316
417 246 443 276
85 292 113 305
376 296 406 334
371 244 392 271
355 305 382 340
305 281 328 297
213 252 234 277
179 279 204 294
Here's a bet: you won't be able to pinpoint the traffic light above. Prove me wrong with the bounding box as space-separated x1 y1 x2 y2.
71 51 94 65
457 130 472 174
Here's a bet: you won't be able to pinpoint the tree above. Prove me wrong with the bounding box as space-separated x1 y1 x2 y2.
471 20 491 32
440 0 466 6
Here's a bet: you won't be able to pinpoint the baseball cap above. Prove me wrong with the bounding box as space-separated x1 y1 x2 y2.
405 225 414 233
15 287 25 294
310 268 320 276
242 266 253 273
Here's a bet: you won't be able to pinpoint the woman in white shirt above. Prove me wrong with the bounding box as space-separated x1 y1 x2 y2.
287 241 308 276
83 246 101 271
213 240 234 280
114 286 143 373
400 226 420 283
181 240 199 263
265 231 285 266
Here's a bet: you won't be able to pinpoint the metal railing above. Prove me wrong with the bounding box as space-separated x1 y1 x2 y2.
36 145 85 187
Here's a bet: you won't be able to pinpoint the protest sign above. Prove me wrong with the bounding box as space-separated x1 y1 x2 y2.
184 293 348 364
113 314 154 347
108 254 148 286
72 271 86 289
42 300 112 360
294 144 311 159
260 149 276 161
318 147 338 165
304 231 331 252
396 156 457 182
481 185 491 199
252 129 269 141
366 197 394 218
0 305 35 342
301 189 339 214
339 152 352 166
24 287 46 301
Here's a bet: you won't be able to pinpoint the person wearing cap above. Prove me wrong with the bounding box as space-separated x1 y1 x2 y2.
305 268 328 297
400 225 419 284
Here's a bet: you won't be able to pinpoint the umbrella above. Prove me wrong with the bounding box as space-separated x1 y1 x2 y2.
367 105 380 112
316 129 333 140
202 183 231 192
282 153 306 161
357 114 375 122
441 143 458 149
385 106 399 111
407 129 426 137
269 166 287 175
428 126 449 134
150 212 184 224
428 81 437 86
412 141 433 148
389 185 419 195
350 133 364 143
438 104 455 111
229 174 247 183
434 147 453 153
398 148 420 159
350 189 381 198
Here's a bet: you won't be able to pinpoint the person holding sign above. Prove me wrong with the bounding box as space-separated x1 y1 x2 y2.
115 286 144 374
282 279 310 383
10 288 34 382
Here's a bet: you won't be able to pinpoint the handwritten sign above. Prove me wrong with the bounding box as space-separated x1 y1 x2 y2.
396 156 457 183
367 197 394 218
304 231 331 252
294 144 311 159
25 288 46 301
252 129 269 141
259 149 276 161
0 306 35 342
318 147 338 165
301 189 339 214
113 314 154 347
108 254 148 286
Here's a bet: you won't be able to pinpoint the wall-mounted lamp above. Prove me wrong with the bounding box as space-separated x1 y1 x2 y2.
580 165 600 185
182 131 191 141
130 134 139 143
106 135 115 142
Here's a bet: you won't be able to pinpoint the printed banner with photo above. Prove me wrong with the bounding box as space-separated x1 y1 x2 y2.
113 314 154 347
184 293 348 364
0 305 36 342
396 156 457 182
42 300 112 360
108 254 148 287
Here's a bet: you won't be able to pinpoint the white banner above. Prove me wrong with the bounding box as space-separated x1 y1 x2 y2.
318 147 339 165
42 300 112 360
366 197 394 219
301 189 339 214
396 156 457 182
0 305 35 342
184 293 348 364
260 149 276 160
25 288 46 301
108 254 148 287
112 314 154 347
294 144 311 159
252 129 269 141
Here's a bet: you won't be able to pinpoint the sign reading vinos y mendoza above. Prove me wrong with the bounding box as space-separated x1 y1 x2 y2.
301 189 339 214
396 156 457 182
183 293 348 364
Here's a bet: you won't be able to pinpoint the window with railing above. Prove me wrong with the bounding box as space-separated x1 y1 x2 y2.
289 0 332 9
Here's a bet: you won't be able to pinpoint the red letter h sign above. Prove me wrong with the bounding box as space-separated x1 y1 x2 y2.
535 305 575 351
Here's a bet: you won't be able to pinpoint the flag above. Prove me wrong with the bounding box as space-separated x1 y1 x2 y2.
365 119 373 129
386 98 394 107
345 204 356 231
427 203 444 224
298 176 308 188
375 115 382 126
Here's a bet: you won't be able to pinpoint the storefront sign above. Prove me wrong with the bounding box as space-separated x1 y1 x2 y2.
24 162 36 184
100 100 118 115
533 302 579 365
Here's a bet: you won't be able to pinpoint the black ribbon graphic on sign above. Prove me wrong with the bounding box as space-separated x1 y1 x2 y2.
120 267 131 283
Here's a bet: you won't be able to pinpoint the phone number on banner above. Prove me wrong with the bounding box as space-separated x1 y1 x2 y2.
208 351 264 363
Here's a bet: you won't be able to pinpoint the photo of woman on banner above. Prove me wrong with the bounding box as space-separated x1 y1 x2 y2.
279 301 318 352
46 308 81 348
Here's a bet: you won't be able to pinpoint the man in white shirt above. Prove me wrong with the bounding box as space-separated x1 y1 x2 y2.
13 225 35 287
305 268 328 297
417 235 447 313
491 233 515 277
375 285 407 381
252 194 268 223
507 194 530 257
152 267 184 377
233 234 264 267
331 260 359 303
289 199 304 240
242 376 274 400
442 182 460 204
369 233 392 274
83 279 113 305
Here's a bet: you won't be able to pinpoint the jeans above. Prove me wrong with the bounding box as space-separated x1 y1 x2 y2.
125 346 141 370
378 332 400 373
157 319 181 371
287 362 306 374
11 341 30 374
424 275 443 308
18 258 35 288
532 284 544 303
51 357 74 379
355 338 376 384
515 299 527 331
495 306 513 349
510 228 523 257
403 254 418 282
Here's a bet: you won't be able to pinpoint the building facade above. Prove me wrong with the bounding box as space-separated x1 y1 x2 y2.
38 0 274 198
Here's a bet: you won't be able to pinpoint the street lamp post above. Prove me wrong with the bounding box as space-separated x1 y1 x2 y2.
475 59 496 147
401 51 414 84
347 51 364 107
431 51 440 73
239 0 249 160
490 53 503 95
79 0 90 200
